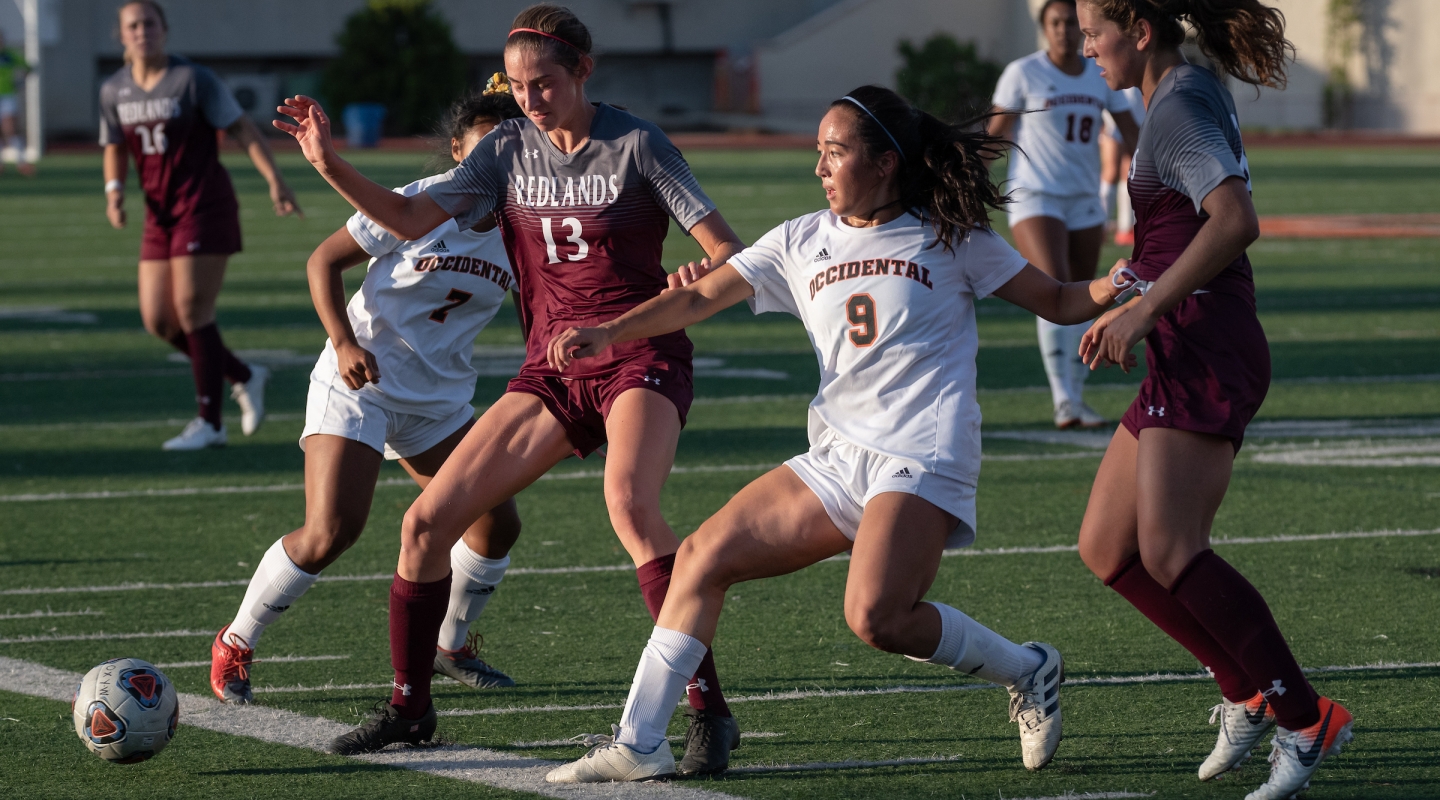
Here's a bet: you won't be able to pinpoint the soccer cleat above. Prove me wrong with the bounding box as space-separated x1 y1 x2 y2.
1009 641 1064 771
330 700 437 755
1199 692 1276 781
1244 697 1353 800
162 417 227 451
231 363 269 436
1073 401 1107 429
209 625 254 705
434 632 515 689
545 736 676 783
1054 401 1081 430
676 707 740 777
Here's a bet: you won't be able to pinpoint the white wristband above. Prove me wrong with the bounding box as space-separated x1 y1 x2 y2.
105 180 124 194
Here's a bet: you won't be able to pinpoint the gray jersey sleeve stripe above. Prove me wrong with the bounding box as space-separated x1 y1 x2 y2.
425 133 504 229
635 124 716 231
1148 89 1245 212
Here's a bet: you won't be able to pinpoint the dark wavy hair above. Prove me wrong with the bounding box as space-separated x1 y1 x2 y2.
829 86 1010 253
1082 0 1292 88
1038 0 1077 24
505 4 593 75
426 89 524 173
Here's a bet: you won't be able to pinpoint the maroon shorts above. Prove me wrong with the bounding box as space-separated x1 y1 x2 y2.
141 205 242 261
1120 291 1270 452
507 354 693 458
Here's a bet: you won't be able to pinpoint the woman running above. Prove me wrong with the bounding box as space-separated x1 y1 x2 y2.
541 85 1129 784
275 5 746 772
210 82 527 706
101 0 300 450
988 0 1138 429
1100 85 1145 245
1073 3 1352 799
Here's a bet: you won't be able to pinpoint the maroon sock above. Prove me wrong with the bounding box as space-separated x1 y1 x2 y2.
186 324 227 428
175 327 251 387
389 572 451 718
1106 553 1256 703
637 554 732 718
1170 550 1320 730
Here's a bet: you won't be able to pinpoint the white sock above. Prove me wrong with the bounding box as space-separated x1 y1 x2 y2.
616 627 707 754
909 602 1043 688
1100 181 1117 220
1062 321 1091 404
226 538 320 649
438 543 509 652
1117 179 1134 234
1037 317 1070 408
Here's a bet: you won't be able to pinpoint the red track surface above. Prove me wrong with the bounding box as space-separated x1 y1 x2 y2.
1259 214 1440 239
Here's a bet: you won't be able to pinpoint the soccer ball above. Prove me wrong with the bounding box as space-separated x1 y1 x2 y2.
72 657 179 763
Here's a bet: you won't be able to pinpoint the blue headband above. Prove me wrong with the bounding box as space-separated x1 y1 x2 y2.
841 96 906 162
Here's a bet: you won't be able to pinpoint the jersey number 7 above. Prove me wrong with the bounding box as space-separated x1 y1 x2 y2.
429 289 473 323
846 293 877 347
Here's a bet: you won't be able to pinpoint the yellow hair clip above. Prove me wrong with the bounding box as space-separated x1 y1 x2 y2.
483 72 512 96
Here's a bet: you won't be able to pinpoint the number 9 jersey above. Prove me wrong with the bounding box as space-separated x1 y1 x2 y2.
728 211 1027 488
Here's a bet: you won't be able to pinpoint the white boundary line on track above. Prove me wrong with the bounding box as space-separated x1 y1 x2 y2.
4 528 1436 598
0 628 212 644
0 655 739 800
0 609 102 620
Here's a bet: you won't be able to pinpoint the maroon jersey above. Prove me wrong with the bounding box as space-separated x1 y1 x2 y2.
99 55 245 225
425 104 717 378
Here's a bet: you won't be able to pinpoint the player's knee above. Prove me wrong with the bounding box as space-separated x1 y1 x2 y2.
673 532 737 594
141 315 176 341
603 485 660 535
400 504 440 555
1076 533 1116 580
844 599 907 654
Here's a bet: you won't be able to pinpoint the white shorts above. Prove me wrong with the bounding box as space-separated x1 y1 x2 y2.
0 95 15 119
300 372 474 461
784 428 977 550
1007 187 1107 231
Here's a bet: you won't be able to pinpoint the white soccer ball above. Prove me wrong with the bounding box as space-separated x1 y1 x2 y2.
72 657 179 763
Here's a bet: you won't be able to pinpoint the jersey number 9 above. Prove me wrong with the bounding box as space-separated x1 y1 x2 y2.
846 294 877 347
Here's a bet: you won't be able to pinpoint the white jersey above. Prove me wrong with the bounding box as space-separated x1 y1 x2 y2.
728 211 1028 485
993 51 1132 196
316 174 515 419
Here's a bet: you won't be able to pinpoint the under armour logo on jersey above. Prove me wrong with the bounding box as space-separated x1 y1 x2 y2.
813 248 831 263
393 682 412 696
1262 679 1287 698
1147 405 1166 417
891 467 913 479
688 678 709 694
430 239 449 253
643 375 661 385
523 148 540 159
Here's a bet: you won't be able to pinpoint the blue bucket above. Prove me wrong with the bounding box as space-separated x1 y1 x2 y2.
343 103 387 148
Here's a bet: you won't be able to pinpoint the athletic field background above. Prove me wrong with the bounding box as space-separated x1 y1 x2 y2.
0 145 1437 799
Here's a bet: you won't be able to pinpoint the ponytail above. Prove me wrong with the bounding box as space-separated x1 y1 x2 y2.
1084 0 1292 88
830 86 1009 253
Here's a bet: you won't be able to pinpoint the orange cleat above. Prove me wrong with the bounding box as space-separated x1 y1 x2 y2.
1245 696 1353 800
209 624 254 704
1114 229 1134 246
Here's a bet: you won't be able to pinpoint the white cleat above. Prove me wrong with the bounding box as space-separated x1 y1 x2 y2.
1245 697 1353 800
1199 692 1275 781
231 363 269 436
1073 401 1107 429
162 417 227 451
1009 641 1064 771
1053 400 1080 429
545 735 676 784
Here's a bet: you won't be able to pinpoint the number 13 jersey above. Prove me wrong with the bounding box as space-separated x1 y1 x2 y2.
425 103 717 378
729 212 1027 486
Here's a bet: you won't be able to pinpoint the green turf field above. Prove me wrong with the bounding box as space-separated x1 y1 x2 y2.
1 145 1437 800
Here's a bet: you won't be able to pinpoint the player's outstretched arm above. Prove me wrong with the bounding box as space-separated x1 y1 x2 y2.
307 227 381 389
274 96 449 240
992 260 1126 325
548 264 755 371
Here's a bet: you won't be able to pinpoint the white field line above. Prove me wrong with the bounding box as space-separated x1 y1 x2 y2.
6 528 1436 598
0 628 212 644
0 655 739 800
432 660 1440 717
1251 439 1440 467
0 609 102 620
252 682 393 695
1007 794 1153 800
724 755 961 774
155 654 350 669
0 413 304 432
508 732 785 749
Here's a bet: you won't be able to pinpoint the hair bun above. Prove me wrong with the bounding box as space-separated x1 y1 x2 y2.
483 72 512 96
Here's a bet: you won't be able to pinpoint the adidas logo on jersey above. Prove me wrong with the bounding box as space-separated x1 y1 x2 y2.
891 467 913 479
430 240 449 253
813 248 831 263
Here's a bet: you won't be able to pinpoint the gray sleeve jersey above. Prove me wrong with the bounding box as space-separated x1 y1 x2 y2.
192 64 245 131
1137 64 1250 213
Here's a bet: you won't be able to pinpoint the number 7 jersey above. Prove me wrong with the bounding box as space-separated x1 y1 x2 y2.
729 211 1027 486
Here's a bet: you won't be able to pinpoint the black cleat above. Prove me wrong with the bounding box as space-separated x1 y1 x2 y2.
675 707 739 777
330 700 437 755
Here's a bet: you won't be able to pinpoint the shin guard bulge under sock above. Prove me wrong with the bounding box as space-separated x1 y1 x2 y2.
389 572 452 717
1105 553 1256 702
438 543 509 651
909 602 1043 687
1170 550 1320 729
616 627 708 753
636 554 731 717
227 538 320 649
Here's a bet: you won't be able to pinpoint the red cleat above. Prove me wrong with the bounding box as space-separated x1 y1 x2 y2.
210 624 254 704
1114 229 1134 246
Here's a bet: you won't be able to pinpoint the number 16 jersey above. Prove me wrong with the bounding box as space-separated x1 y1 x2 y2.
729 212 1027 486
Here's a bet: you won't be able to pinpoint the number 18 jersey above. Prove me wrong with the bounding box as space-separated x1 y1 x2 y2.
729 212 1027 485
